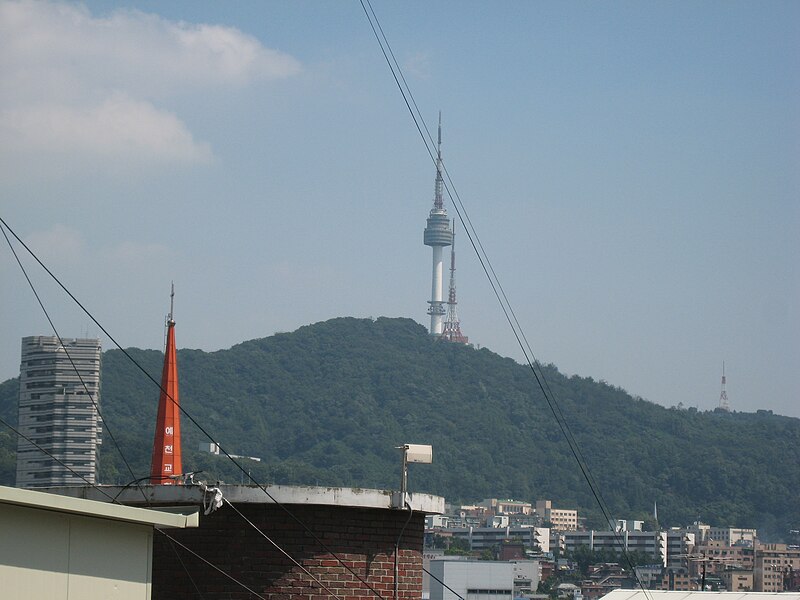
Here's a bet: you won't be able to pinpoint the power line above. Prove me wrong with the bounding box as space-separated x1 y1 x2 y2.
357 2 655 597
0 414 117 503
422 566 466 600
0 215 388 600
1 221 150 506
0 413 267 600
156 529 268 600
223 499 344 600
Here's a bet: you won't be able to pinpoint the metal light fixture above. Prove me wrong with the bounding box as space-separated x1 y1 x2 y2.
393 443 432 508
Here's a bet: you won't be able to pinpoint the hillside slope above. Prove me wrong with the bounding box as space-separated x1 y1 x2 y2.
1 317 797 539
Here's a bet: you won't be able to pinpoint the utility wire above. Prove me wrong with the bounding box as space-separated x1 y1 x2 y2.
223 499 344 600
0 414 118 503
1 221 150 506
0 411 260 600
0 215 387 600
165 534 207 600
358 2 654 596
422 566 466 600
156 529 268 600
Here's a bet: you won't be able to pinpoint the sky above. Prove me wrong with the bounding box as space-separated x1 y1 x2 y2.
1 0 798 418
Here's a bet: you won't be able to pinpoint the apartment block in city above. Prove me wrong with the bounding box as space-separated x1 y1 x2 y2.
536 499 578 531
754 543 800 592
15 336 102 487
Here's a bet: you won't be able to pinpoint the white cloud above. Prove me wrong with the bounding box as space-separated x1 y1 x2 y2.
0 1 302 99
0 0 301 170
402 51 432 80
1 95 212 163
106 240 170 264
23 224 85 266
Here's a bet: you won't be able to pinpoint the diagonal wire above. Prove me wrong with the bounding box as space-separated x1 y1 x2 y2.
422 566 466 600
165 533 207 599
0 215 387 600
1 222 150 506
156 529 268 600
0 414 118 503
223 498 344 600
0 413 258 600
358 1 655 596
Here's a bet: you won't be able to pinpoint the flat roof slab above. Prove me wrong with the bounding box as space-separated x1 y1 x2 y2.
40 483 445 514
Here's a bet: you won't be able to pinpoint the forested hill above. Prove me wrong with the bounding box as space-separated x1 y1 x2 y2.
1 317 797 540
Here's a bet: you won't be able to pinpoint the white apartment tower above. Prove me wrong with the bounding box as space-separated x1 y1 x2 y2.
15 336 102 487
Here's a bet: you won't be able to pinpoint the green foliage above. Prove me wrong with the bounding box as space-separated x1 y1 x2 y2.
0 317 798 541
568 547 654 577
444 536 472 556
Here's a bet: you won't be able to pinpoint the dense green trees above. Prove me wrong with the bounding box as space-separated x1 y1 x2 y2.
0 317 797 540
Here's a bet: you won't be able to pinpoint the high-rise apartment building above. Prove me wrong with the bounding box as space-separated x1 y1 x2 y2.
15 336 102 487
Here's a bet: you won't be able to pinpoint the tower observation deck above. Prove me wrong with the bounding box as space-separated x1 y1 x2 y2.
424 114 453 336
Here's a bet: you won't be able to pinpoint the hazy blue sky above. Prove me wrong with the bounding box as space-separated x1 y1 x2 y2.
1 1 798 417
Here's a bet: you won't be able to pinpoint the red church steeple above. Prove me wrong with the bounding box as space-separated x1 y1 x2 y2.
150 283 182 484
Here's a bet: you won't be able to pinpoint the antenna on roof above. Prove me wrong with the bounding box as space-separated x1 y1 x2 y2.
168 281 175 324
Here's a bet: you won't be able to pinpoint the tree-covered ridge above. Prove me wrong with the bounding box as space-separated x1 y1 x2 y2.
0 317 797 540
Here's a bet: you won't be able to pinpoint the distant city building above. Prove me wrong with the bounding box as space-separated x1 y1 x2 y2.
15 336 102 488
537 499 579 531
684 523 757 546
437 525 550 554
720 568 754 592
551 530 694 567
481 498 534 516
580 562 636 599
616 520 644 532
510 560 542 596
754 543 800 592
688 539 754 576
429 559 513 600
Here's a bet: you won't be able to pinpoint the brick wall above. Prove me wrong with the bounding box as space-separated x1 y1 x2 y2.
153 503 425 600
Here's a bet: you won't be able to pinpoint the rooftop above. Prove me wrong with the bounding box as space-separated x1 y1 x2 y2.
0 484 198 528
601 591 800 600
39 483 445 514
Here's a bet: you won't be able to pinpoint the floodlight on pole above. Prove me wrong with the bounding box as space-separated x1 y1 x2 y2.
394 443 432 508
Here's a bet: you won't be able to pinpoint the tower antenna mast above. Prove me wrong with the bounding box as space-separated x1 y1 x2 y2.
718 362 730 411
169 281 174 323
441 222 468 344
423 112 453 336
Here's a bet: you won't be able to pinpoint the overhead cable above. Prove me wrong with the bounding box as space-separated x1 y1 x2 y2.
1 221 150 506
357 2 654 596
0 215 387 600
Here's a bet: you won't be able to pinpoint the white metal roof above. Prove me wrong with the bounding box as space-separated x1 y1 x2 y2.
0 485 199 528
602 591 800 600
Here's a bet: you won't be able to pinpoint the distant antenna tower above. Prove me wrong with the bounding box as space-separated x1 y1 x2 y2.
423 112 453 336
440 223 468 344
718 362 730 411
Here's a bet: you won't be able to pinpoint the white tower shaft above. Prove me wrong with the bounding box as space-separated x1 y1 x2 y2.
430 246 445 334
423 113 452 336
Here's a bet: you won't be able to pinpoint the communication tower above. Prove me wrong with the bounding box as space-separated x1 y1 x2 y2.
718 362 730 411
423 113 453 335
150 283 183 484
440 223 468 344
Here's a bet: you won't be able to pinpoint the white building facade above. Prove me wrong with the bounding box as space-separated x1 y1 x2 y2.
15 336 102 487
